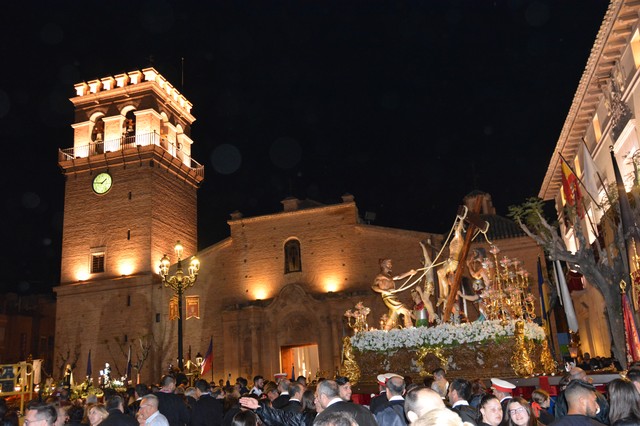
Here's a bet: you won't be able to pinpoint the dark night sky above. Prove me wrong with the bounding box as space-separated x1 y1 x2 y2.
0 0 609 294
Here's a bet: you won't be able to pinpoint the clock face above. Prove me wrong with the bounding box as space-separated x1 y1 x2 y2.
92 172 113 194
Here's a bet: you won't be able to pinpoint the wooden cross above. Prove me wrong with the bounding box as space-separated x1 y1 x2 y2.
442 196 488 322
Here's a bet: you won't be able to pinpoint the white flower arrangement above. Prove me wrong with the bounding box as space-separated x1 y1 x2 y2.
350 320 546 352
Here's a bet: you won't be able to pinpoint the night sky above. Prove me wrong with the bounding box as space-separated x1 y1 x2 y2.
0 0 609 294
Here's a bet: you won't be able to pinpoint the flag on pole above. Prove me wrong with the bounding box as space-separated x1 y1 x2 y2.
126 345 132 379
554 260 579 332
201 337 213 377
622 292 640 363
86 350 92 377
561 158 583 218
561 160 581 206
579 142 601 201
291 364 295 381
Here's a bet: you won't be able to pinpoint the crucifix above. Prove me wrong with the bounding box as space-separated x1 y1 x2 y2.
442 196 488 322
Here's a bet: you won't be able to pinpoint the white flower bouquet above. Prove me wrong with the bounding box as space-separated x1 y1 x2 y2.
350 319 546 352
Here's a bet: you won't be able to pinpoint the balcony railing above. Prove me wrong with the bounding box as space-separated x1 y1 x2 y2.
58 131 204 178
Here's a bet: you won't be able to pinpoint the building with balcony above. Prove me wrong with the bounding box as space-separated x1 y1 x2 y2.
539 0 640 358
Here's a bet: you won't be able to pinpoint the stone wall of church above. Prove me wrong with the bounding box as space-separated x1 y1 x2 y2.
185 200 441 382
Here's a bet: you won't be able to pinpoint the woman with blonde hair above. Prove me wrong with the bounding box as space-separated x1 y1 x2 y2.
87 405 108 426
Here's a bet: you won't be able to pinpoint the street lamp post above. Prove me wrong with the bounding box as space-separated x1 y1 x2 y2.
159 241 200 372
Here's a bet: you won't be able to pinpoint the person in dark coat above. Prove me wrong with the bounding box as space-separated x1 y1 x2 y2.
100 395 138 426
449 378 478 425
283 383 304 413
154 376 190 426
191 379 223 426
313 380 377 426
374 376 407 426
271 379 291 409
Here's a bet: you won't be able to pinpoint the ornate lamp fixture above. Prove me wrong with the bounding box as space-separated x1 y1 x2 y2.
159 241 200 371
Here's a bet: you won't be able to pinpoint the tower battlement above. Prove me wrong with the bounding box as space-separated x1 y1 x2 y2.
73 67 193 116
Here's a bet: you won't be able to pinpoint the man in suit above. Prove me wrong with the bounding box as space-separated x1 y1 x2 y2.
101 395 138 426
313 380 377 426
374 376 407 426
272 379 291 409
370 373 402 413
153 375 190 426
283 382 304 413
448 379 477 426
191 379 223 426
128 384 150 417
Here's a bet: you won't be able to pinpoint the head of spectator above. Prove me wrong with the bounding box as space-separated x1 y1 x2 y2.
448 378 471 406
236 377 248 390
608 378 640 425
626 368 640 394
135 384 150 400
564 380 600 417
490 378 515 402
315 380 341 413
87 405 108 426
160 375 176 393
140 394 162 424
422 376 434 388
478 394 503 426
105 395 125 413
432 368 446 382
335 376 352 401
53 406 68 426
505 397 536 426
263 382 279 402
386 376 406 400
301 389 317 413
289 382 304 401
530 388 551 420
25 402 57 426
210 386 223 399
411 407 465 426
531 389 550 409
194 379 210 397
277 378 290 394
568 367 590 383
67 405 84 426
231 410 258 426
183 386 196 401
404 386 445 423
252 376 264 391
313 412 357 426
296 376 307 387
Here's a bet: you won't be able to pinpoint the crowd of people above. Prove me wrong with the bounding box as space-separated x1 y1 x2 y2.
1 365 640 426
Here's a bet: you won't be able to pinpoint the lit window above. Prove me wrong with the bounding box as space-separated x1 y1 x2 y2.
284 239 302 273
91 253 105 273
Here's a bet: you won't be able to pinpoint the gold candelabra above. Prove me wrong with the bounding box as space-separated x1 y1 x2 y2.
480 245 536 322
344 302 370 333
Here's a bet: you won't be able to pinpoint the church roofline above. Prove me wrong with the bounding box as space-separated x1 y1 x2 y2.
226 199 357 225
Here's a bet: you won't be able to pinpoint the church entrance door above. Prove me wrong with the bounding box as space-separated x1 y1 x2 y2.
280 343 319 382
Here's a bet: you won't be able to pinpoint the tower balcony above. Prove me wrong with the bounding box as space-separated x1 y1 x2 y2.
58 131 204 182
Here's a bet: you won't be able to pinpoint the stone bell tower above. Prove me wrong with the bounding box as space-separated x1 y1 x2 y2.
54 68 204 381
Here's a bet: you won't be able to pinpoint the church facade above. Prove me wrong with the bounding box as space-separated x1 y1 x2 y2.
54 68 549 384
